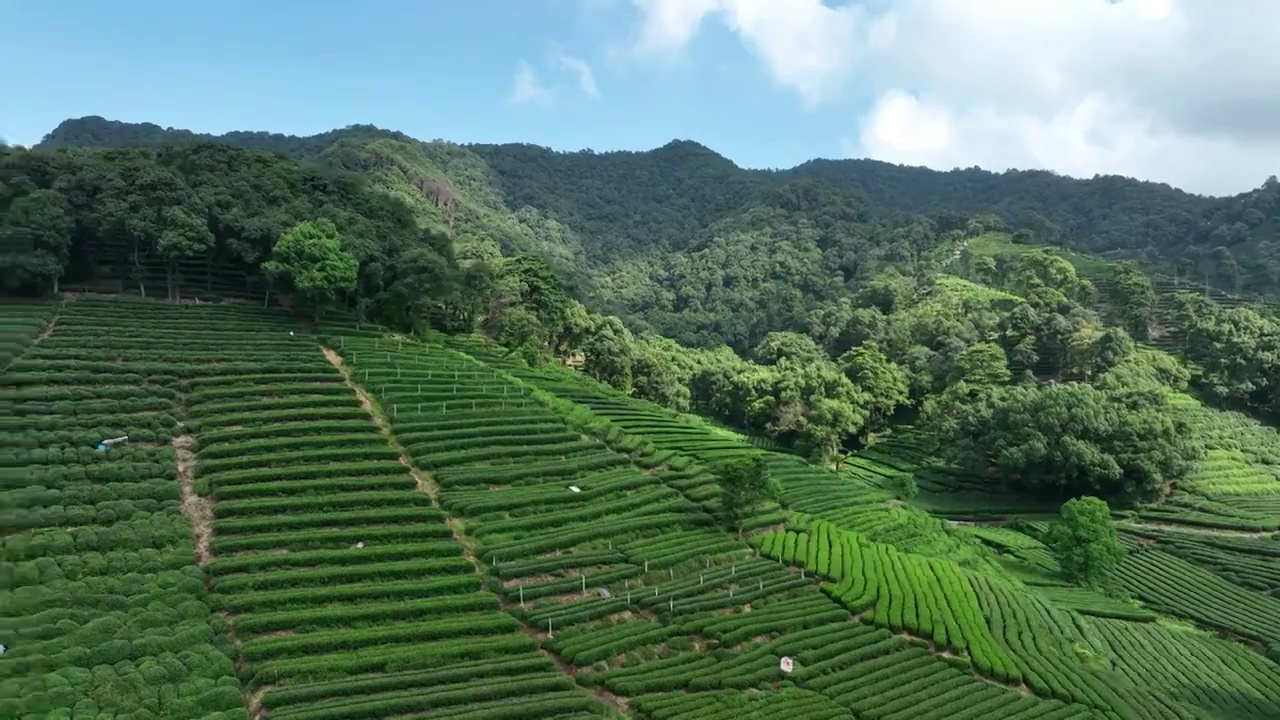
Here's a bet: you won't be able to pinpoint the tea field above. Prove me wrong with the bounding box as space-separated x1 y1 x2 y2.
7 295 1280 720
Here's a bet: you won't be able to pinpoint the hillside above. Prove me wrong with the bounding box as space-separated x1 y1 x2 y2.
7 294 1280 720
32 115 1280 300
10 117 1280 719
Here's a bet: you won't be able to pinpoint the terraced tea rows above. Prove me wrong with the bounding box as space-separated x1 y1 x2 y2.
326 334 744 618
326 329 1111 720
435 333 1280 720
3 297 248 719
0 298 56 368
175 313 604 718
13 296 1280 720
5 296 612 720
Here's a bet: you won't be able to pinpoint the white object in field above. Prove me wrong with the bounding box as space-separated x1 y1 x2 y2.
568 485 581 493
780 656 794 673
355 541 364 549
97 435 129 450
290 331 295 336
0 643 6 655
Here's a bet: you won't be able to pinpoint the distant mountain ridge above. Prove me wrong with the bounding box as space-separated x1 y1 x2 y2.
32 115 1280 299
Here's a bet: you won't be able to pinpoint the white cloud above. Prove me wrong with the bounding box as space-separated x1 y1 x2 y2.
626 0 1280 195
507 61 552 106
631 0 867 106
551 49 602 98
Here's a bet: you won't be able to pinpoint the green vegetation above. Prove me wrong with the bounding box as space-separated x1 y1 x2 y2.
1045 497 1125 587
9 116 1280 719
261 219 358 317
714 456 774 538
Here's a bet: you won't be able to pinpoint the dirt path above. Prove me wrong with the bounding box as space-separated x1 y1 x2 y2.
31 296 68 344
174 435 214 565
173 433 270 718
319 343 629 715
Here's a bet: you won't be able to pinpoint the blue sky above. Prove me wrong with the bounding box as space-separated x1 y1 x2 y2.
3 0 862 170
4 0 1276 194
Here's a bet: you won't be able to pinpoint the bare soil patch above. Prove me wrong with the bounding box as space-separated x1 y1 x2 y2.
173 435 214 565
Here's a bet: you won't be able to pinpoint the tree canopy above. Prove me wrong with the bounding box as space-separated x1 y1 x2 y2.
1045 496 1126 587
262 219 358 317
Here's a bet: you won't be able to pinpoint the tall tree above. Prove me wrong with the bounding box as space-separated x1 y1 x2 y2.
715 455 773 538
262 219 359 320
1108 261 1155 340
157 205 214 301
0 189 73 293
839 341 908 432
1045 496 1125 587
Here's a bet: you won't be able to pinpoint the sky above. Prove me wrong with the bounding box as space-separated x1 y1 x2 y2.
5 0 1280 197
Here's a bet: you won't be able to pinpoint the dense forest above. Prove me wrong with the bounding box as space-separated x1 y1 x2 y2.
8 116 1280 507
35 116 1280 300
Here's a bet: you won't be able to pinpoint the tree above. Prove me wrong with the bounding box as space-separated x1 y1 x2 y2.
839 341 909 432
262 219 359 319
157 205 214 301
384 244 458 330
753 331 826 367
715 455 773 538
930 380 1201 502
581 315 636 391
1045 496 1124 586
0 189 73 293
1108 261 1155 340
947 342 1011 387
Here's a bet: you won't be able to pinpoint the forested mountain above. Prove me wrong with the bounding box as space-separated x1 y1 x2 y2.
35 115 1280 299
16 116 1280 720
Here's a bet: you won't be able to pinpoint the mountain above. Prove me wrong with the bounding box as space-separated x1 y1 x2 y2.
35 116 1280 299
14 115 1280 720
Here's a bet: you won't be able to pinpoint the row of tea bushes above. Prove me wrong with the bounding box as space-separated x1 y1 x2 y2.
2 296 248 720
177 316 604 718
328 330 1100 720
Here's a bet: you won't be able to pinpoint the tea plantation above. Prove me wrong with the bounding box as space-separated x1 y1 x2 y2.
7 294 1280 720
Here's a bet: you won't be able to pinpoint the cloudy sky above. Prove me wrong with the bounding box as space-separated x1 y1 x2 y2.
5 0 1277 196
